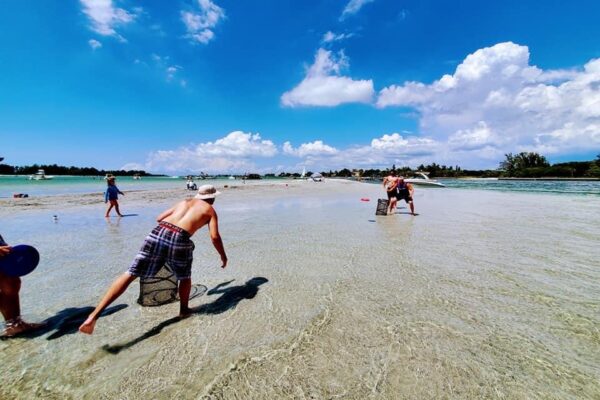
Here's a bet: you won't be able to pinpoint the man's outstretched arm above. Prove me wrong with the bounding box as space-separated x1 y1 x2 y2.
208 213 227 268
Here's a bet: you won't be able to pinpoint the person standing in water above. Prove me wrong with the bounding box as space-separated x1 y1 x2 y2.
79 185 228 335
382 170 399 215
0 234 45 337
396 177 416 215
105 177 125 217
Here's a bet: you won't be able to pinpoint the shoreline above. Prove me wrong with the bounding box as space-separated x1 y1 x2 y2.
2 177 599 215
0 179 359 216
498 177 600 181
1 177 598 398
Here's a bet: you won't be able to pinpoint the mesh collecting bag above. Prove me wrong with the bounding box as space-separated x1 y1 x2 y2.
137 264 206 306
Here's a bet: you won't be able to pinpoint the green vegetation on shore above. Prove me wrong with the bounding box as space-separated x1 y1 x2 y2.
313 153 600 179
2 153 598 179
0 163 162 177
499 152 600 178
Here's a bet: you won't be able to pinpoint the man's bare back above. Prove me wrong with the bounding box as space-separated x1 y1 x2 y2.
79 186 227 335
159 198 216 236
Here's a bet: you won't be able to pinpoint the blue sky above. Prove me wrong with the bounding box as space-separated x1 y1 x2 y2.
1 0 599 173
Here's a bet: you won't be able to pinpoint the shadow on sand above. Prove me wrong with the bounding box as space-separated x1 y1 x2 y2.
1 304 128 341
103 277 268 354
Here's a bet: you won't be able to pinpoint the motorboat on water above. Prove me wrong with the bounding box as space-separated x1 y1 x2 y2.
28 169 54 180
404 172 445 187
228 175 235 180
133 173 141 180
197 172 215 180
310 173 323 182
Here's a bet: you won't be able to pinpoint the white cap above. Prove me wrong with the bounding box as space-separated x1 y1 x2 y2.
195 184 221 200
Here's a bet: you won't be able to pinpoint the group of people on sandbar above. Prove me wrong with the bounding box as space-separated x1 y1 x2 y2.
382 170 416 216
1 184 228 337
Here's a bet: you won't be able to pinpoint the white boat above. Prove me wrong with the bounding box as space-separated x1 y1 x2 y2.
300 167 306 179
310 173 323 182
404 172 445 187
228 175 235 180
197 172 215 180
28 169 54 180
133 174 141 180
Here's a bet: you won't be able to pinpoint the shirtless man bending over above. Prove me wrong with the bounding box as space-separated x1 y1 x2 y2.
396 177 416 215
382 170 399 215
79 184 228 335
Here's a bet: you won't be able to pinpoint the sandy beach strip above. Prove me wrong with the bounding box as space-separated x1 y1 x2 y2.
1 180 599 399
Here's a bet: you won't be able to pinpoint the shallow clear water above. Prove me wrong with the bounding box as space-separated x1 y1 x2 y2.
0 183 598 399
3 175 600 198
0 175 228 198
441 178 600 196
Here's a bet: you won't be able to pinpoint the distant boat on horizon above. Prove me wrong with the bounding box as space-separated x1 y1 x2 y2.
404 172 445 187
310 172 323 182
28 169 54 180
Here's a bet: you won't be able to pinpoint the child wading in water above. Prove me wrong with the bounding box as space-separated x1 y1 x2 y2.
105 177 124 217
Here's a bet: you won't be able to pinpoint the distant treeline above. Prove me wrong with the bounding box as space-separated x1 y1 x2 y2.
293 154 600 179
0 163 161 177
499 152 600 178
3 153 598 179
287 164 501 179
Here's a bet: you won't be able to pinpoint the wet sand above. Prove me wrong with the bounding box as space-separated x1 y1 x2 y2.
1 180 599 399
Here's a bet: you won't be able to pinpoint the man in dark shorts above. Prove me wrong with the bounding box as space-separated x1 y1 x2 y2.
382 170 399 215
396 177 416 215
79 185 228 335
0 234 45 337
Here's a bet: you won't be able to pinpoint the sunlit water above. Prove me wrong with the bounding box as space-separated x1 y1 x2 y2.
0 175 271 198
1 183 598 399
3 175 600 198
441 178 600 196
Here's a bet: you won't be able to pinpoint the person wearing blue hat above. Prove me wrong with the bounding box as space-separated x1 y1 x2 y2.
0 234 44 337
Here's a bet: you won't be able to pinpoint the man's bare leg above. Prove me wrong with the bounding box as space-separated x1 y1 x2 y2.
0 274 21 322
0 274 45 337
178 278 192 318
388 199 397 215
105 203 114 217
79 273 137 335
409 201 415 215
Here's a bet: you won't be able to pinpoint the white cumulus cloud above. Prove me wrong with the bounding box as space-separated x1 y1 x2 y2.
140 131 277 173
447 121 504 150
181 0 225 45
376 42 600 157
80 0 135 40
283 140 339 157
340 0 375 20
321 31 354 44
281 48 374 107
291 133 440 171
88 39 102 50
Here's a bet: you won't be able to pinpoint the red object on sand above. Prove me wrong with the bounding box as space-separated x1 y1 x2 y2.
360 198 370 202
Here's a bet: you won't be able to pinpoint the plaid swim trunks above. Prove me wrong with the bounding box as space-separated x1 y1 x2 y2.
128 222 195 280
